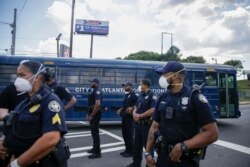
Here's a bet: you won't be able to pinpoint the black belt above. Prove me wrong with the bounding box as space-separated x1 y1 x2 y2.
136 118 152 125
159 142 205 160
28 153 53 167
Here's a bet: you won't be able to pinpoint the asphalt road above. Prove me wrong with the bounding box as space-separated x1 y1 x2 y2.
67 105 250 167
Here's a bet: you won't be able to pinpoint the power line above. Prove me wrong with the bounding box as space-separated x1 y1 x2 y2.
17 0 28 19
0 36 46 41
0 20 11 25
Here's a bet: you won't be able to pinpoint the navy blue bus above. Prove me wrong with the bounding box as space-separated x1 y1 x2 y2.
0 55 240 121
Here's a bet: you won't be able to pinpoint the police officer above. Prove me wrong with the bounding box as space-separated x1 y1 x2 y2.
145 61 219 167
87 78 102 159
117 82 138 157
0 84 28 167
46 68 77 111
126 79 157 167
0 60 68 167
0 84 28 120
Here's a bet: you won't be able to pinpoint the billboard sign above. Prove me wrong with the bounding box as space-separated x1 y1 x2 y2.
59 44 70 57
75 19 109 36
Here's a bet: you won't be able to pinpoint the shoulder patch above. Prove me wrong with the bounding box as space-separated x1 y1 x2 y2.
96 91 101 95
198 94 208 103
29 104 40 113
48 101 61 112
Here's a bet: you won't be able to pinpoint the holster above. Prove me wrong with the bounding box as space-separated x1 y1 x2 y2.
50 138 71 165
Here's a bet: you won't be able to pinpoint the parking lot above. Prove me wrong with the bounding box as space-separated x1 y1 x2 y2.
67 105 250 167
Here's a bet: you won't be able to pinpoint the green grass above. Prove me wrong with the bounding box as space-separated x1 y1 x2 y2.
237 80 248 89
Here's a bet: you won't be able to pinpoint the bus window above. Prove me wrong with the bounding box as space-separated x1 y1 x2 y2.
79 67 99 85
116 69 136 85
205 72 217 87
136 69 157 86
0 65 17 83
99 68 116 84
190 71 205 85
57 67 79 84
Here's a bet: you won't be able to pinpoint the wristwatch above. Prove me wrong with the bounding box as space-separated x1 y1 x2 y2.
180 142 188 152
11 159 21 167
144 151 151 158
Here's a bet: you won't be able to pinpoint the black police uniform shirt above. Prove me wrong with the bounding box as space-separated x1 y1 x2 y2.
5 87 67 157
122 91 138 113
48 82 74 102
0 84 28 111
153 85 216 143
136 90 157 115
88 87 102 112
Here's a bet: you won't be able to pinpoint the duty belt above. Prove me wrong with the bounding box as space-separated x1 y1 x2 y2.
136 118 152 125
159 142 206 161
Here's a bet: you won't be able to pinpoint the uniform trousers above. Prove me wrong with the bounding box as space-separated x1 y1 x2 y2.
133 123 152 167
89 111 101 154
156 152 199 167
121 114 134 153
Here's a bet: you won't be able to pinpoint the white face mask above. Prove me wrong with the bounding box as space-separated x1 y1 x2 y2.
159 76 170 89
14 64 45 93
124 91 130 94
159 68 186 89
137 85 142 92
14 76 34 92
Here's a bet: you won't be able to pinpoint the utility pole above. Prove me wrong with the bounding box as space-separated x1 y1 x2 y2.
161 32 173 55
90 34 93 59
69 0 75 58
56 33 62 57
11 8 17 55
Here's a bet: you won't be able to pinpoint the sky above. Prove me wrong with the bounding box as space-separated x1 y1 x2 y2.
0 0 250 74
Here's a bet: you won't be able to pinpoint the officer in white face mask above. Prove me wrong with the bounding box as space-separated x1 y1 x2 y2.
145 61 219 167
1 60 69 167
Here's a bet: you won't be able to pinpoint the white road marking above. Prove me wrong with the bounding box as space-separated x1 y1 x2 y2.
71 146 125 158
77 121 124 142
65 132 105 139
70 141 124 152
214 140 250 155
66 131 91 135
70 121 250 158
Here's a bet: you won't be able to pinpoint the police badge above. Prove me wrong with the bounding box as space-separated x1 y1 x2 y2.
181 97 189 105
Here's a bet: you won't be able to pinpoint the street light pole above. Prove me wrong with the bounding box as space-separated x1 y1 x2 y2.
69 0 75 58
161 32 173 54
11 8 17 55
56 33 62 57
212 58 217 64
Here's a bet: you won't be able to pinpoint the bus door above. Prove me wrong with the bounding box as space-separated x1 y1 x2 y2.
218 73 238 118
205 72 220 117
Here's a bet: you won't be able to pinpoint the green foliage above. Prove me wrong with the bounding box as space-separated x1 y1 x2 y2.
237 80 249 89
223 60 243 71
124 51 160 61
124 46 182 61
182 56 206 63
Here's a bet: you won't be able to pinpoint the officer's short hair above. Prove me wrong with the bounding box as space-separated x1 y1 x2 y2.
20 60 48 82
141 79 151 87
20 60 44 74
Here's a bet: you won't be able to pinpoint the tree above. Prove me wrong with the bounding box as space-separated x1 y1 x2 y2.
223 59 243 72
124 51 160 61
182 56 206 63
123 46 182 62
159 45 182 61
